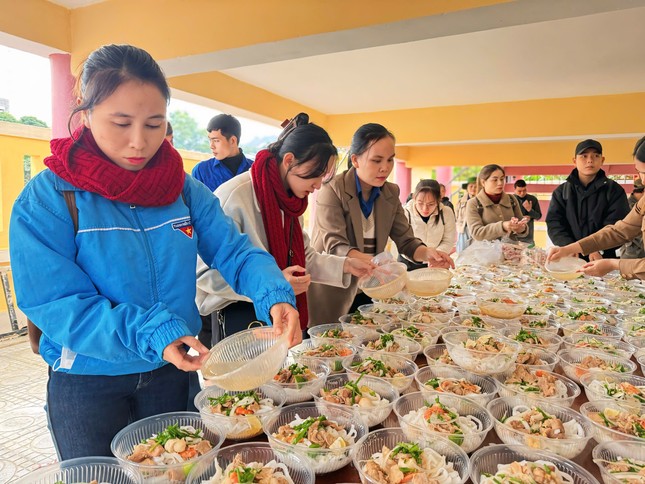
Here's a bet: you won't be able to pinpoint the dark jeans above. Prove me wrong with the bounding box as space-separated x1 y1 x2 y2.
47 364 189 460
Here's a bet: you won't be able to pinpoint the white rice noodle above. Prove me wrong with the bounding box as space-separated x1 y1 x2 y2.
504 405 585 439
480 459 575 484
206 458 294 483
403 407 483 452
364 446 461 484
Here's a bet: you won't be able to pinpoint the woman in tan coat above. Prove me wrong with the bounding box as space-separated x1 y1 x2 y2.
548 136 645 280
466 164 529 241
307 123 454 325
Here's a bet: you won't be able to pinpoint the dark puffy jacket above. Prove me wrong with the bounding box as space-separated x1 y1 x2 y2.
546 168 629 258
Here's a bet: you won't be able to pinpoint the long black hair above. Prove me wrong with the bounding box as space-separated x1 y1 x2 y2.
634 136 645 162
347 123 395 170
267 113 338 179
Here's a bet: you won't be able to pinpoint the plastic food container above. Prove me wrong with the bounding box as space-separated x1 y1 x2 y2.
423 343 458 368
264 402 368 475
514 348 560 372
352 428 470 484
469 444 600 484
486 396 592 459
393 392 493 453
560 320 623 340
580 371 645 409
270 357 330 405
379 321 440 349
544 257 586 281
290 339 356 373
558 348 636 384
358 333 422 361
477 292 528 319
562 333 636 359
195 384 286 440
580 399 645 444
500 326 563 354
185 442 314 484
343 353 418 393
110 411 225 483
415 365 498 407
358 262 407 299
442 329 521 375
494 367 580 408
307 322 365 346
13 457 142 484
339 312 388 340
201 327 289 391
314 373 398 428
405 268 453 297
592 440 645 484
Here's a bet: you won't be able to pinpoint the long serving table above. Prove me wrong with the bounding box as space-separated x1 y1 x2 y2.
215 352 609 484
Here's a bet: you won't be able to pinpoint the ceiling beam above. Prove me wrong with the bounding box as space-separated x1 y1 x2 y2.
169 72 327 128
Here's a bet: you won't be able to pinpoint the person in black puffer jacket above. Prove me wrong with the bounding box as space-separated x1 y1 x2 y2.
546 139 629 260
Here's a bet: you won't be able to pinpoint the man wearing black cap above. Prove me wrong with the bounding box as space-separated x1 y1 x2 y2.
546 139 629 260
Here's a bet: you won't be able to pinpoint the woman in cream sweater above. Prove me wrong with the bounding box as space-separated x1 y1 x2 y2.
400 179 456 270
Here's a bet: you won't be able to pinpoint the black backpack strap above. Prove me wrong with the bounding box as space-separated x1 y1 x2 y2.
476 197 484 216
63 191 78 234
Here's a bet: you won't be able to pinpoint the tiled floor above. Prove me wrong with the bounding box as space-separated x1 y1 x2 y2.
0 335 57 483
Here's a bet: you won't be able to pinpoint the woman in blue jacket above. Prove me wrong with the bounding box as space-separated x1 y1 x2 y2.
9 44 299 460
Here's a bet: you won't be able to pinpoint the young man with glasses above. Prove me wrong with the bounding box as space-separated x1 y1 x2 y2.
546 139 629 260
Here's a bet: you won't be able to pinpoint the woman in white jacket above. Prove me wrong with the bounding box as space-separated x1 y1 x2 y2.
400 179 456 270
196 114 373 341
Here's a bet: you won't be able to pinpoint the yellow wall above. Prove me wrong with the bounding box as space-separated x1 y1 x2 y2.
0 122 51 254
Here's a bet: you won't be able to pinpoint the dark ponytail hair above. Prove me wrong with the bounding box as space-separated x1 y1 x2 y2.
634 136 645 163
413 179 444 226
267 113 338 179
347 123 395 170
69 44 170 137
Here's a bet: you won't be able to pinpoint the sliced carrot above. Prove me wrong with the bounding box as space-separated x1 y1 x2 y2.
402 472 417 483
234 407 254 415
178 447 197 460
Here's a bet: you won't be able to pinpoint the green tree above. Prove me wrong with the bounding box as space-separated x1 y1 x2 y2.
19 115 48 127
0 112 18 123
242 135 275 158
169 110 210 153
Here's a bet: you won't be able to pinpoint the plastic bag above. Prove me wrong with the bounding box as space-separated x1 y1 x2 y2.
456 240 503 267
371 251 395 266
500 237 530 265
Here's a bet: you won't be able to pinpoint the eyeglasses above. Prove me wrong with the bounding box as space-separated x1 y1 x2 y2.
415 201 437 209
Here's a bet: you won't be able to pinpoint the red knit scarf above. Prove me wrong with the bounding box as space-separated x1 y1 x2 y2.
252 150 308 329
44 127 185 207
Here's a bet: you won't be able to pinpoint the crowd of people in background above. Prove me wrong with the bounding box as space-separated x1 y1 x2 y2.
8 43 645 461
